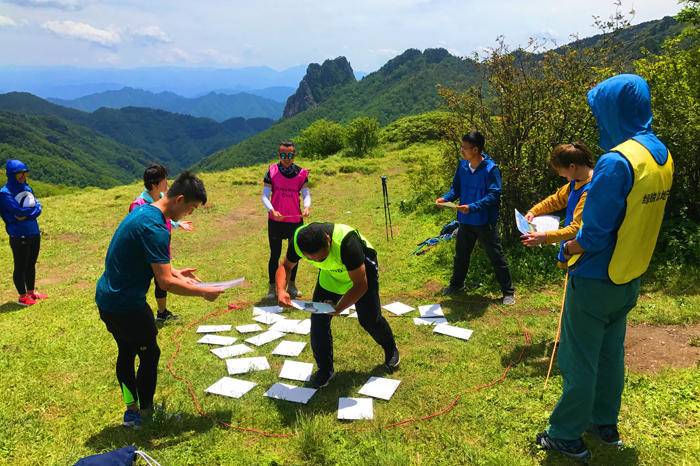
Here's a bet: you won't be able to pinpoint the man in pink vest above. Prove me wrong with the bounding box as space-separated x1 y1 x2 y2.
262 141 311 299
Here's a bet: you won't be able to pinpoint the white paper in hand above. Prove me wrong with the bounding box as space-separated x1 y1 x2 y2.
196 277 245 290
338 397 373 420
358 377 401 400
434 323 473 341
245 330 285 347
264 383 316 404
205 377 256 399
196 325 232 334
418 304 444 318
226 356 270 375
271 340 307 357
211 344 253 359
236 324 263 334
515 209 534 235
279 360 313 382
197 334 237 346
291 300 336 314
413 317 448 326
382 302 415 315
531 215 560 232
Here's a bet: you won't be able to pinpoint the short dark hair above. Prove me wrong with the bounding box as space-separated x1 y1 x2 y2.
550 142 595 169
461 131 485 152
166 171 207 205
297 223 328 254
279 140 295 153
143 164 168 190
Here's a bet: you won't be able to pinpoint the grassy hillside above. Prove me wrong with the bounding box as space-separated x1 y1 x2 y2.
0 144 697 465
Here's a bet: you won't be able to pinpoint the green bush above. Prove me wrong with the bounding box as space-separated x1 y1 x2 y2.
297 119 345 158
344 116 380 157
380 111 451 146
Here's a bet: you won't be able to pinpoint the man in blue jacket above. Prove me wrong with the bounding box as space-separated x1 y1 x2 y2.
0 160 47 306
535 74 673 460
436 131 515 305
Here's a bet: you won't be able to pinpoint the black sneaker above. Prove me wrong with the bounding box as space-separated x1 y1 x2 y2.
535 431 591 461
385 347 400 371
309 370 335 389
587 424 623 447
441 284 464 296
156 309 178 322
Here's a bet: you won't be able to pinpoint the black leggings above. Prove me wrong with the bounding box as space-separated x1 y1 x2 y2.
9 235 40 295
99 306 160 411
268 219 302 284
153 278 167 300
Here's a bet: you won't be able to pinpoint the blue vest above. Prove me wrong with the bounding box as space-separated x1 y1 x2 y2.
557 180 590 262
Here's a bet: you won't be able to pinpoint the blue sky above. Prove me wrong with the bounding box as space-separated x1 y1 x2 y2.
0 0 684 71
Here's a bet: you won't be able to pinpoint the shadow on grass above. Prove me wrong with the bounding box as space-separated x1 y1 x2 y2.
500 338 555 379
539 440 640 465
0 301 23 313
440 293 493 322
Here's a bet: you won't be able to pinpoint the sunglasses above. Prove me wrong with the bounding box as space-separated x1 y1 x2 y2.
279 152 296 160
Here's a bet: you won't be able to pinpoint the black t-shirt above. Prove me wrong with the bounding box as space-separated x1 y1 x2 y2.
263 163 309 185
287 223 369 271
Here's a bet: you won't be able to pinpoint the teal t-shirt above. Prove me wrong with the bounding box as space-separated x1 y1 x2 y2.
96 204 171 313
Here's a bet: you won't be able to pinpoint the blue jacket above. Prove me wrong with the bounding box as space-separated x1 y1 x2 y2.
572 74 669 280
442 153 502 226
0 160 42 237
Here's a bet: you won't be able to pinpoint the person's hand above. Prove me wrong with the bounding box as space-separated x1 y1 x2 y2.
200 287 224 302
179 220 194 232
278 290 293 307
521 231 547 247
175 267 201 284
15 215 27 221
457 204 470 214
302 207 310 217
271 210 284 220
524 211 535 222
435 197 445 205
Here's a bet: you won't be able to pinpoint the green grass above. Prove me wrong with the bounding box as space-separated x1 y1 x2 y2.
0 144 698 465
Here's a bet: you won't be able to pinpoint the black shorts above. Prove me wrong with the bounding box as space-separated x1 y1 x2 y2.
99 304 158 345
268 218 303 240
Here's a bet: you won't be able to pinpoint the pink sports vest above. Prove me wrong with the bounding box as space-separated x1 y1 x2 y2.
268 163 308 223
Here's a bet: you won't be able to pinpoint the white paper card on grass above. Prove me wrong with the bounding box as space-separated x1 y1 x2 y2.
272 340 307 357
382 302 415 316
226 356 270 375
338 397 373 420
269 319 301 334
253 313 286 325
292 319 311 335
245 330 285 347
264 383 316 404
413 317 448 326
211 344 253 359
196 324 232 334
418 304 444 318
434 323 473 341
358 377 401 401
197 334 237 346
279 360 314 382
236 324 263 334
205 377 256 399
253 305 283 315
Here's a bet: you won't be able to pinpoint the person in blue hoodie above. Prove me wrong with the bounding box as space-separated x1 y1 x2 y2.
535 74 673 460
436 131 515 305
0 160 47 306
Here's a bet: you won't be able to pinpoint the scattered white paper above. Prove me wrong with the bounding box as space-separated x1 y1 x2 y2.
196 277 245 290
434 324 473 341
205 376 257 399
291 300 336 314
211 344 253 359
358 377 401 401
272 340 306 357
197 334 237 346
418 304 444 318
531 215 560 232
382 302 415 316
245 330 285 346
226 356 270 375
196 325 232 334
279 360 314 382
264 383 316 404
291 319 311 335
413 317 448 326
253 305 284 315
338 397 374 420
236 324 263 334
253 312 286 325
348 312 358 318
269 319 301 333
515 209 535 235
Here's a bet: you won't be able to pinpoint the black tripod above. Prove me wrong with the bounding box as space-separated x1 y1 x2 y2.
381 176 394 240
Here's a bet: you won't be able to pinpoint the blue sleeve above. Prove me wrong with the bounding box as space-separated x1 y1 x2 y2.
442 166 460 202
575 153 633 252
141 222 171 264
0 190 42 219
468 167 502 212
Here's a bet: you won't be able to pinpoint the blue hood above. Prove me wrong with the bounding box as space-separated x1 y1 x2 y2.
587 74 668 164
5 159 29 191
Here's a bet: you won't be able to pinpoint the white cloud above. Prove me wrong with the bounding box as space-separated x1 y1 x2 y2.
2 0 90 10
127 25 171 45
0 15 18 27
42 20 121 47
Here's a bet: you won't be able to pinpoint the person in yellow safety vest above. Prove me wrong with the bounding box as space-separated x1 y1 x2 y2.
276 222 399 389
535 74 673 461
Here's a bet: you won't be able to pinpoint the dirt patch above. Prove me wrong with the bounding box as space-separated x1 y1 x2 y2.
625 323 700 373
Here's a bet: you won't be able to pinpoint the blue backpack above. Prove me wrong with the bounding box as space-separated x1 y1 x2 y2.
74 446 160 466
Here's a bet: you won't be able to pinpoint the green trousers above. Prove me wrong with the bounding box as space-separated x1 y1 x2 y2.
547 275 640 440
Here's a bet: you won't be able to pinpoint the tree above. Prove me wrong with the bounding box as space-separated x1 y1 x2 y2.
345 117 380 157
297 119 345 158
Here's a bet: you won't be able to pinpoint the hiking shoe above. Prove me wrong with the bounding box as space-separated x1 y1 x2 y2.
122 410 142 429
156 309 178 322
287 281 302 298
535 431 591 461
502 294 516 306
265 284 276 300
385 347 400 371
587 424 623 447
18 294 37 306
29 291 48 300
309 370 335 389
441 284 464 296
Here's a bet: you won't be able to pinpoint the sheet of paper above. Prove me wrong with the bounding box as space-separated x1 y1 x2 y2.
197 334 237 346
434 323 473 341
245 330 285 347
418 304 444 318
348 312 358 318
196 324 232 334
436 201 459 209
339 304 356 316
291 300 336 314
205 376 256 399
358 376 401 401
236 324 263 334
253 305 284 315
196 277 245 290
382 301 415 316
226 356 270 375
531 215 560 232
338 397 373 420
211 344 253 359
413 317 448 326
279 360 314 382
271 340 307 357
264 383 316 404
253 312 286 325
515 209 535 235
291 319 311 335
269 319 301 334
